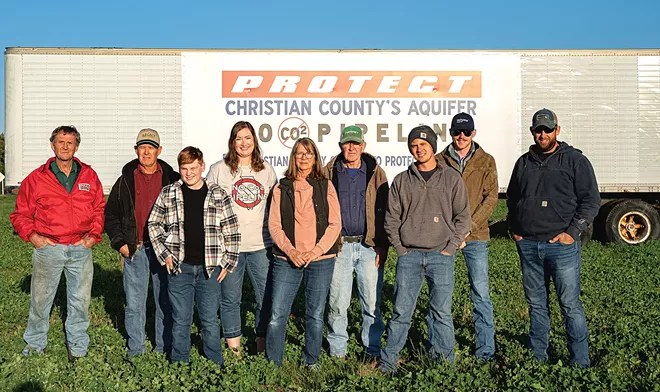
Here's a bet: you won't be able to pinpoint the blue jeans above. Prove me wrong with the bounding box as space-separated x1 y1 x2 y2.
327 242 384 357
516 238 590 367
380 250 455 372
428 241 495 359
123 245 172 356
168 263 223 365
23 244 93 357
219 248 274 339
266 256 335 366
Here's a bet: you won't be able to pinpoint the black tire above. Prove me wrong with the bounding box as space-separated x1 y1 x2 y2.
593 200 620 243
604 199 660 245
579 223 593 245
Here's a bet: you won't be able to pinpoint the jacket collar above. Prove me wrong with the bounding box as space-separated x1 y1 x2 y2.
173 179 221 193
408 157 445 182
440 142 485 169
121 158 176 177
329 152 378 186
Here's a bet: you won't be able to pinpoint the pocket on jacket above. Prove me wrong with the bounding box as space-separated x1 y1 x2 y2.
516 198 568 234
400 211 451 249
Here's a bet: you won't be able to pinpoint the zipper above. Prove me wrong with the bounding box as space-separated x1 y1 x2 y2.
538 149 560 167
66 163 79 241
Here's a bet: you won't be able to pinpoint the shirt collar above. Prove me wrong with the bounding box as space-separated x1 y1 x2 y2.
136 162 162 175
448 142 475 162
50 159 79 175
340 159 366 173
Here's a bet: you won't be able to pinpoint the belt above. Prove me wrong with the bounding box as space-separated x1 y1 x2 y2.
342 235 363 243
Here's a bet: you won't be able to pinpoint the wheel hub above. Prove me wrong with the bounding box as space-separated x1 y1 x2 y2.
618 211 651 244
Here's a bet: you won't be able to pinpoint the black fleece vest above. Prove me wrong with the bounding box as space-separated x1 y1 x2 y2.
273 177 339 258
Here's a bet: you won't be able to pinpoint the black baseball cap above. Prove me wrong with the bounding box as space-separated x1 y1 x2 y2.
530 108 558 131
450 112 475 132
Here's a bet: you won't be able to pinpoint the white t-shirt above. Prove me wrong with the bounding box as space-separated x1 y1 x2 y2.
206 160 278 252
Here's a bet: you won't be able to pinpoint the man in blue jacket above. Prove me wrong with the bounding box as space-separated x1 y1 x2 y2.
507 108 600 368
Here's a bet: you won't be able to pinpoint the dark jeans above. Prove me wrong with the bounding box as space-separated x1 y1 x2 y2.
266 256 335 366
168 263 223 365
219 248 274 339
516 238 590 367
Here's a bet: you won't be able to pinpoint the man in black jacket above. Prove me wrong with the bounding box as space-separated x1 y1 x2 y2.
507 109 600 368
104 129 180 358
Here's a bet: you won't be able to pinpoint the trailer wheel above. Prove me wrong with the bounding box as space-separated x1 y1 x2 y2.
604 199 660 245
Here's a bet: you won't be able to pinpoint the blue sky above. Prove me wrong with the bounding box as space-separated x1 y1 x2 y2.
2 0 659 134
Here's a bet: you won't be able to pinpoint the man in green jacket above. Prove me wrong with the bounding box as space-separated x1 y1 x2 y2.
437 112 498 360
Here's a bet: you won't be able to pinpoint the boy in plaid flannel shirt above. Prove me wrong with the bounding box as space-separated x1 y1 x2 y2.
148 146 240 365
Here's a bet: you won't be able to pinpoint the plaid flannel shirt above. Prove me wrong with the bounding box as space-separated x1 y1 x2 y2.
147 179 241 276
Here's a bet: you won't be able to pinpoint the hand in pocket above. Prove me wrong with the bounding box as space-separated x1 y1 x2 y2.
549 232 574 245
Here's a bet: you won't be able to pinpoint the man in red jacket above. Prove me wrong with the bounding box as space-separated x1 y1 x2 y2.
10 125 106 362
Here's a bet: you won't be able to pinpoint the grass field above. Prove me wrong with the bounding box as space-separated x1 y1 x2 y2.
0 196 659 391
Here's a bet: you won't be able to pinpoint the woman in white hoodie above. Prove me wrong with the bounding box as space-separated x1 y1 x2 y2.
207 121 277 355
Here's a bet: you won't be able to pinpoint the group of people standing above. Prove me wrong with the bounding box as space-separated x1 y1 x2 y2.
10 108 600 371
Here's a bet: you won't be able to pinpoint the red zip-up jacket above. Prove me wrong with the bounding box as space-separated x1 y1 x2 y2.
10 157 106 245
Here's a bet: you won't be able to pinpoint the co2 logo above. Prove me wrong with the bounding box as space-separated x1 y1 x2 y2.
278 117 309 149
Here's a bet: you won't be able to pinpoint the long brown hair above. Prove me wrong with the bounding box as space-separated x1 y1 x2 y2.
224 121 265 175
284 138 325 180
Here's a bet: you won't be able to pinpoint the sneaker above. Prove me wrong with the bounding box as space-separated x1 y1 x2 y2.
65 343 85 363
68 351 85 363
255 337 266 354
366 355 380 369
22 346 45 357
375 358 396 374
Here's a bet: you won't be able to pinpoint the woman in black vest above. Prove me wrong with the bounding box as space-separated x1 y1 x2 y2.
266 137 342 367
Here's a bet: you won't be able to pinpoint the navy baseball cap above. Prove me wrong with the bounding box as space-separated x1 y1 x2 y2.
450 112 475 132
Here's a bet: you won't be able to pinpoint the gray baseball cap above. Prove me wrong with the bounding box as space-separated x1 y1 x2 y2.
530 108 558 131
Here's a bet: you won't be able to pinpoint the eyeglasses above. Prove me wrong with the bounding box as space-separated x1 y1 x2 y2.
450 129 473 137
531 127 556 135
295 152 315 159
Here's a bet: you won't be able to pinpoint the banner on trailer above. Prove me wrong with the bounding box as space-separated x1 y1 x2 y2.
182 51 521 188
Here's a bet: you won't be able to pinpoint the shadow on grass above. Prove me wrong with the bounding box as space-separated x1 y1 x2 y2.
13 381 44 392
489 220 510 239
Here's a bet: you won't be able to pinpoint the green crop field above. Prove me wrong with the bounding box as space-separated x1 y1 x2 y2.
1 196 659 391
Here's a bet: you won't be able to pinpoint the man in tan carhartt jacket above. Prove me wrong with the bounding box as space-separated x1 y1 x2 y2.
436 112 498 360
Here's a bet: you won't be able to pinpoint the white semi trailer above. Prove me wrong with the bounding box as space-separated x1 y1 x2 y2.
4 48 660 244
